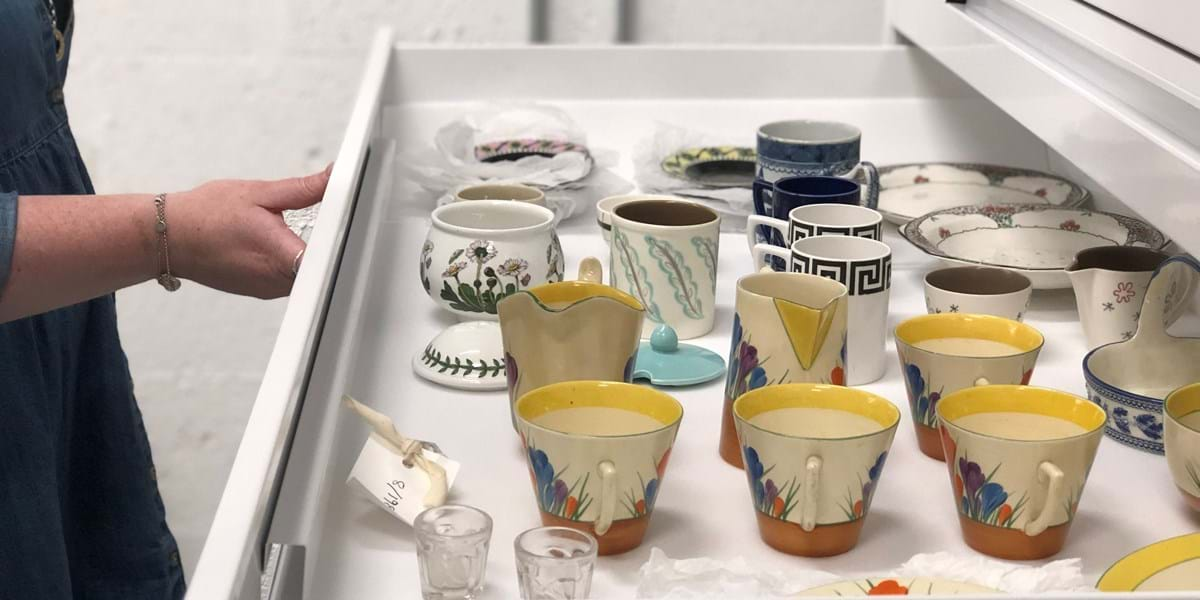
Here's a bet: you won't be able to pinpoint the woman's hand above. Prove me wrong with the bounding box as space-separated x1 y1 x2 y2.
169 165 330 299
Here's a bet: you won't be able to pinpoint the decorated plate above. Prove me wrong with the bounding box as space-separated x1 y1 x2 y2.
473 138 589 163
878 163 1089 225
1097 533 1200 592
798 577 1002 596
661 146 756 188
900 204 1168 289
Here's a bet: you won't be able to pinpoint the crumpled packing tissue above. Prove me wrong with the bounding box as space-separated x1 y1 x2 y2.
633 122 755 233
398 103 631 222
635 548 1091 598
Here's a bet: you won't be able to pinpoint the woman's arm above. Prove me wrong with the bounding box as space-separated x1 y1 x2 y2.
0 167 330 323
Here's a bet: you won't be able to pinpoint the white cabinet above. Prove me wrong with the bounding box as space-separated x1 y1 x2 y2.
189 14 1200 599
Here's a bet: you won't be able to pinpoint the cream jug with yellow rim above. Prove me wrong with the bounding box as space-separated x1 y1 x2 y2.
719 272 848 468
936 385 1105 560
497 259 645 427
515 381 682 555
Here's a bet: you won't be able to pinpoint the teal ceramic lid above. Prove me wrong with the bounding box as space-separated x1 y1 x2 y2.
632 325 726 387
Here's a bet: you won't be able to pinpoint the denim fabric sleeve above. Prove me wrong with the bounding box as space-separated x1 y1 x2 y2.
0 191 17 299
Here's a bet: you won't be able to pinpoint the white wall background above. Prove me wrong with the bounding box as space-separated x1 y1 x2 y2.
64 0 890 579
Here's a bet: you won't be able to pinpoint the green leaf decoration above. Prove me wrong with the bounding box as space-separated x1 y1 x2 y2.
447 248 464 264
612 228 663 322
645 235 703 320
421 345 505 377
691 236 718 285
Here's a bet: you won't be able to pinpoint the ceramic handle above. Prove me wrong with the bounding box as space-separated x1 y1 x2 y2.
1024 461 1064 537
577 257 603 284
799 456 822 532
594 460 617 536
752 179 776 243
974 377 991 387
746 214 788 255
1164 265 1199 325
752 244 790 272
856 161 880 210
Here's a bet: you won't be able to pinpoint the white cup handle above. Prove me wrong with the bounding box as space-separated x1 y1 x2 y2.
974 377 991 387
746 214 788 254
594 460 618 536
799 456 822 532
752 243 791 272
1024 461 1065 537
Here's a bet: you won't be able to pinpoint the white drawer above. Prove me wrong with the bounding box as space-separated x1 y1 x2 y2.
188 30 1200 600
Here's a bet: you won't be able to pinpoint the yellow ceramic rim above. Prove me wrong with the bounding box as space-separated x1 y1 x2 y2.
524 281 643 312
733 384 900 440
1165 383 1200 434
937 385 1106 441
894 313 1044 358
515 381 682 438
1096 532 1200 591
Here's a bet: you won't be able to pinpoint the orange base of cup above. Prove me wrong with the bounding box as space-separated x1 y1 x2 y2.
755 512 864 557
720 397 744 468
915 423 945 461
540 511 649 556
1180 487 1200 511
958 514 1069 560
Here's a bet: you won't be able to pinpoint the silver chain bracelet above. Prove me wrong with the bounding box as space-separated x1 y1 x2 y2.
153 193 181 292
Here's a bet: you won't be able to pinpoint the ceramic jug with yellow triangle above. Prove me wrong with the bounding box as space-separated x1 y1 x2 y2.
719 271 849 468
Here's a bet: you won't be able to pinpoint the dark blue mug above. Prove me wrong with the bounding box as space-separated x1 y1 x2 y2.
753 176 864 268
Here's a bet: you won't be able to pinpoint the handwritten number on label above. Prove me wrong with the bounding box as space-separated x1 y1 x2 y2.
384 480 406 511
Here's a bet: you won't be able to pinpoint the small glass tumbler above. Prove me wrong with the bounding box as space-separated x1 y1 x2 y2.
414 504 493 600
514 526 598 600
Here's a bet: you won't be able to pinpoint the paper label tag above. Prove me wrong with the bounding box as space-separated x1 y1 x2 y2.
347 432 461 525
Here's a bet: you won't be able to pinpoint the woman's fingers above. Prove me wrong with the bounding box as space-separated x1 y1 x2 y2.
258 166 331 212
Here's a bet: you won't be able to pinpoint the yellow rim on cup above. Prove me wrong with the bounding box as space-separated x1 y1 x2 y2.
515 381 682 437
1166 383 1200 433
894 313 1043 358
734 383 900 440
937 385 1105 441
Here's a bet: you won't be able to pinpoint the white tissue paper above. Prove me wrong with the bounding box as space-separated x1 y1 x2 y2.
633 122 756 233
636 548 1090 598
399 103 631 222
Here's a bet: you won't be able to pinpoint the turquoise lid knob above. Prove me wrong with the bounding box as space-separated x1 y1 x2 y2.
650 325 678 353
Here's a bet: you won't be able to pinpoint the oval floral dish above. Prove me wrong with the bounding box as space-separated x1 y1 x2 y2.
797 577 1002 596
660 145 757 189
877 163 1089 225
900 204 1168 289
1097 532 1200 592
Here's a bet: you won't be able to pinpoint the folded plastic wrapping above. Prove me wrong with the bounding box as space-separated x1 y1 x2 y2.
398 103 631 223
633 122 754 233
635 548 1090 598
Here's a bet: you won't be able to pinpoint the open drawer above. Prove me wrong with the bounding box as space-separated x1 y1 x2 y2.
188 32 1200 599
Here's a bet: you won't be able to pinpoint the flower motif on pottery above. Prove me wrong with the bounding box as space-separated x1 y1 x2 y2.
1112 406 1132 434
1102 302 1115 312
938 226 951 240
1059 219 1080 231
1021 368 1033 385
419 241 434 293
1134 413 1162 440
725 314 769 404
504 352 519 393
622 472 660 518
468 239 498 264
1035 188 1048 198
829 334 847 386
866 579 908 595
904 363 943 428
949 304 959 313
497 257 528 276
443 261 467 278
527 446 593 521
742 446 801 521
914 175 930 184
1113 281 1136 304
841 451 889 521
952 453 1026 528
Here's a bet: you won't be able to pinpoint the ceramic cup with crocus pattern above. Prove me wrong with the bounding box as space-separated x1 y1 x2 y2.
894 314 1044 461
937 385 1105 560
1165 383 1200 511
733 384 899 557
719 272 849 468
515 381 682 556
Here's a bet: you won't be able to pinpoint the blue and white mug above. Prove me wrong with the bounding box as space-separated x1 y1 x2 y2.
755 119 879 213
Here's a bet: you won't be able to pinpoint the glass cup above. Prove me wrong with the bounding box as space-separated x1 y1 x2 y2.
514 526 598 600
414 504 494 600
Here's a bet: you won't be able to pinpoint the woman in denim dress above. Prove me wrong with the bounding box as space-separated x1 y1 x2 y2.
0 2 327 597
